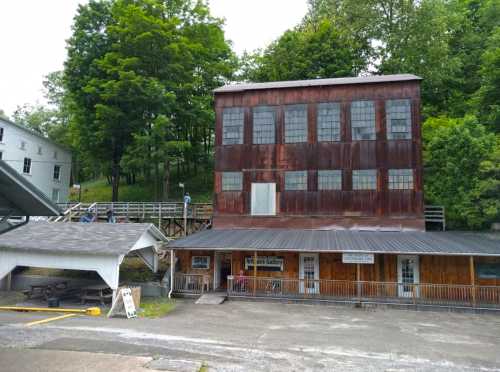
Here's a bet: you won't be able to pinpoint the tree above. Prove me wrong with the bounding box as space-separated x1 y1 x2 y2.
423 116 500 229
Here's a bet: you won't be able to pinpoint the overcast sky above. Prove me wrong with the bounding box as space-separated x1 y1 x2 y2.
0 0 308 116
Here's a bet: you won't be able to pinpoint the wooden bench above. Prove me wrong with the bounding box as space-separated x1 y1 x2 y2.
80 284 113 305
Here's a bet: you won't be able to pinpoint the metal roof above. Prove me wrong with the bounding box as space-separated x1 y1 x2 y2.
214 74 422 94
169 229 500 257
0 160 61 217
0 222 168 256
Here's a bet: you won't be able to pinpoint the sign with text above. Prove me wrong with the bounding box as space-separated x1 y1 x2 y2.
121 288 137 318
342 253 375 264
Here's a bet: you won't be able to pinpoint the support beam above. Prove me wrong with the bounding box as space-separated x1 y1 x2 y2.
470 256 476 307
169 249 175 298
356 263 361 298
253 251 257 296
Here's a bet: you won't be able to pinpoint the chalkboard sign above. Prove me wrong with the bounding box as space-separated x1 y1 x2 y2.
476 263 500 279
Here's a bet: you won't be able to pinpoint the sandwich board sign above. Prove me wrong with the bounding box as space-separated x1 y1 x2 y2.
342 253 375 264
121 288 137 318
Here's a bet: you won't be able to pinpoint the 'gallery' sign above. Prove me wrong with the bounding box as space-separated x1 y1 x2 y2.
342 253 375 264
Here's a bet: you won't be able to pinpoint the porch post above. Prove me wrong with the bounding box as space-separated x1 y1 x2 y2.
470 256 476 307
356 263 361 299
253 251 257 296
168 249 175 298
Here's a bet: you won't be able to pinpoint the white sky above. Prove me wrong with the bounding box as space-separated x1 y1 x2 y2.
0 0 308 116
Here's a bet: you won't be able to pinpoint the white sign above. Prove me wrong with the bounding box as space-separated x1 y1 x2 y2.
179 182 184 188
73 184 81 189
342 253 375 264
121 288 137 318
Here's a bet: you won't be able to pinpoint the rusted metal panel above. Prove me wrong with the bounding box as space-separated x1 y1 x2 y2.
214 80 424 229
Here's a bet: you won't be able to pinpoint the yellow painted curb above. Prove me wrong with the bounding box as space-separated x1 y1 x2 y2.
0 306 101 316
25 313 77 327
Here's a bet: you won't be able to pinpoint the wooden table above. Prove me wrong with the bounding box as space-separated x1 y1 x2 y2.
22 281 68 300
80 284 113 305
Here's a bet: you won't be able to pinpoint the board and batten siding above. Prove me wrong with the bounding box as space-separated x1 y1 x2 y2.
0 118 71 203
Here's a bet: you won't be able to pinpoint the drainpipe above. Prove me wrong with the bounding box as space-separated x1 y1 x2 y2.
168 249 175 298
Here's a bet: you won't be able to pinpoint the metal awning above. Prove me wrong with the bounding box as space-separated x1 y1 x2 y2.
169 228 500 257
0 222 168 291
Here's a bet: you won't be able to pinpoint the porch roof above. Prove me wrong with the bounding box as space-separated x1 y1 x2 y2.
169 229 500 257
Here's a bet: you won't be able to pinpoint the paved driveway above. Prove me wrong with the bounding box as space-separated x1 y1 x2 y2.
0 299 499 371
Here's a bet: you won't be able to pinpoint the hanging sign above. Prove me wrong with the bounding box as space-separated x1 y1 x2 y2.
342 253 374 264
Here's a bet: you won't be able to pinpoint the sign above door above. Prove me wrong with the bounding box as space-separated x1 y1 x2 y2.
342 253 375 264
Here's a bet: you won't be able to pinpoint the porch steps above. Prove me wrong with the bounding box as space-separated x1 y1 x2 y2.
195 293 227 305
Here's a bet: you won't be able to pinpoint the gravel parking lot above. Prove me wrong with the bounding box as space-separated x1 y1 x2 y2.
0 299 499 371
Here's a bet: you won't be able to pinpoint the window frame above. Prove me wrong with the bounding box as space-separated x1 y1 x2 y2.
352 169 377 190
252 106 276 144
23 157 32 174
318 170 342 190
317 102 341 142
221 171 243 192
53 164 61 181
0 127 4 142
222 107 244 145
386 99 412 140
351 100 376 141
191 256 210 269
388 169 414 190
284 104 308 143
284 171 308 191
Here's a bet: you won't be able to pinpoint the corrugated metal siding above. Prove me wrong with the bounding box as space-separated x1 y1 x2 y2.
170 229 500 256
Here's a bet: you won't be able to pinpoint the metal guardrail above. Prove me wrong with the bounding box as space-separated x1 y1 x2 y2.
424 205 445 230
222 276 500 309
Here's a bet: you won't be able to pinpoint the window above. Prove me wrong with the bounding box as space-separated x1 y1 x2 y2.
20 140 26 150
0 152 2 160
192 256 210 269
51 188 60 203
317 102 341 142
0 127 4 142
53 165 61 181
53 151 58 160
251 183 276 216
37 146 43 155
253 106 275 144
284 104 308 143
476 263 500 279
23 157 31 174
351 100 375 140
285 171 307 191
388 169 414 190
222 107 244 145
386 99 411 139
318 170 342 190
352 169 377 190
221 172 243 191
245 256 284 271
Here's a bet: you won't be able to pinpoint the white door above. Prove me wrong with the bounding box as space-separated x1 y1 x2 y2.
300 253 319 294
397 255 419 297
251 183 276 216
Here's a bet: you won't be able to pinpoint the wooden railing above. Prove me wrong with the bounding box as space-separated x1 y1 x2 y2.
56 202 213 220
173 273 212 293
424 205 446 230
225 276 500 309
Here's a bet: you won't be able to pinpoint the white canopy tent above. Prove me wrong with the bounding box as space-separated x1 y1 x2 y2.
0 222 167 294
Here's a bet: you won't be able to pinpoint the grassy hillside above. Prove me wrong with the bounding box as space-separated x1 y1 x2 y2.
70 169 213 203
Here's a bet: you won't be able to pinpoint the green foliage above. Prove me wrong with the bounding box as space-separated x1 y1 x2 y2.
139 297 176 318
423 116 500 229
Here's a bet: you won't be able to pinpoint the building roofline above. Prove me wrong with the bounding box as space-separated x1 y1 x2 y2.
0 117 71 153
214 74 422 94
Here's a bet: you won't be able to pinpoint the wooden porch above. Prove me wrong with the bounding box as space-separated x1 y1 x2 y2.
172 273 500 309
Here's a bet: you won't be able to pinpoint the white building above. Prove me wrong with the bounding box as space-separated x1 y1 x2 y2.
0 117 72 203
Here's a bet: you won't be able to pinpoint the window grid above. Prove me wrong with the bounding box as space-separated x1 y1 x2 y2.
0 127 4 142
222 172 243 191
253 106 275 144
351 101 375 140
388 169 414 190
284 105 308 143
222 107 244 145
352 169 377 190
386 99 411 139
192 256 210 269
53 165 61 181
317 102 341 142
23 157 31 174
318 170 342 190
285 171 308 191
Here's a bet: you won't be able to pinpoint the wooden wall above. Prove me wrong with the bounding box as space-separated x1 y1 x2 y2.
213 80 424 230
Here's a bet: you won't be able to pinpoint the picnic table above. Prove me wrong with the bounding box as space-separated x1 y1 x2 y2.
80 284 113 305
22 281 68 300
